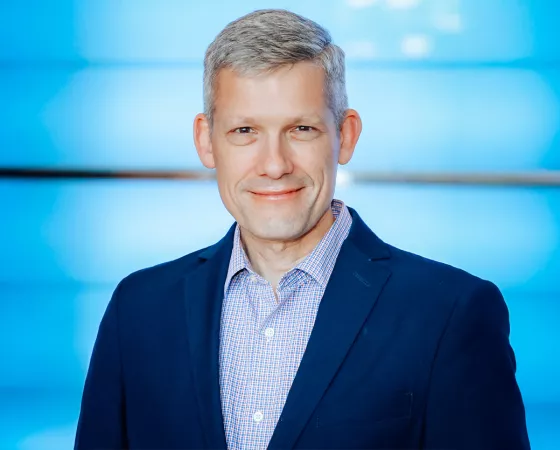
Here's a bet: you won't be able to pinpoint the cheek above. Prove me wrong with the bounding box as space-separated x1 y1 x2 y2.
299 145 337 179
214 151 254 199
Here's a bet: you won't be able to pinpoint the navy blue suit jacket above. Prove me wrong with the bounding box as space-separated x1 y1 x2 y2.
75 208 530 449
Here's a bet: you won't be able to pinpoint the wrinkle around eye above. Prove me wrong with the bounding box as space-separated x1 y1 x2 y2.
226 127 258 145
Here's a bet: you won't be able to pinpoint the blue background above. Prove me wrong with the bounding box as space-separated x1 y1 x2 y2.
0 0 559 448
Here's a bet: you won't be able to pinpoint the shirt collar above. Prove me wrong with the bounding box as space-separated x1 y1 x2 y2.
224 225 252 295
224 199 352 295
294 199 352 287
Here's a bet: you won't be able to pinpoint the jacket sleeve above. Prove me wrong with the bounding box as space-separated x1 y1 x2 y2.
74 281 128 449
423 280 531 449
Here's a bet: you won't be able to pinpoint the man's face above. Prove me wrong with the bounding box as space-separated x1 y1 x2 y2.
195 61 357 242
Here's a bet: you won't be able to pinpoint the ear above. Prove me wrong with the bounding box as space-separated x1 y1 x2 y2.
338 109 362 165
193 113 216 169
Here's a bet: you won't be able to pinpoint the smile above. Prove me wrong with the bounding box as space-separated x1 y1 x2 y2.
250 187 304 201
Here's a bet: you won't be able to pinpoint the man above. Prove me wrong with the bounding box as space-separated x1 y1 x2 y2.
75 9 531 450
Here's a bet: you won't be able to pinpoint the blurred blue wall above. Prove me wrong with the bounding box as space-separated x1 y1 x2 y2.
1 1 559 449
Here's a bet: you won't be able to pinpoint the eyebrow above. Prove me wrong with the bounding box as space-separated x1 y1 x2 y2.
226 115 326 127
290 115 325 125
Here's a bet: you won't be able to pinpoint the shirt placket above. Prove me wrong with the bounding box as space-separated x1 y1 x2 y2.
239 276 284 449
222 274 254 450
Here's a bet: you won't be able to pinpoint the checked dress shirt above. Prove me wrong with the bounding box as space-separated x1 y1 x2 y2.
219 199 352 450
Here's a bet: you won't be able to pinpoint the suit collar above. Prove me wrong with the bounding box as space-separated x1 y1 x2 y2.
345 206 391 261
197 222 236 261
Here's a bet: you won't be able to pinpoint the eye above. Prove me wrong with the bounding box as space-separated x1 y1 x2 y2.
291 125 321 141
295 125 314 132
233 127 254 134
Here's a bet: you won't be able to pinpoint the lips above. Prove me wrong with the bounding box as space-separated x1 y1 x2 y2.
252 188 299 195
250 187 303 199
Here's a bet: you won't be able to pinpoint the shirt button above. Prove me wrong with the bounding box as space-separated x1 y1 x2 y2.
264 327 275 338
249 275 258 283
253 411 264 423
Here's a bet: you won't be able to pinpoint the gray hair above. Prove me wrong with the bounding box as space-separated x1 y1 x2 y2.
203 9 348 130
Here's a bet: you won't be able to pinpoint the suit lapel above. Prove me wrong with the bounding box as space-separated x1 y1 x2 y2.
183 208 391 450
268 209 392 450
184 227 235 450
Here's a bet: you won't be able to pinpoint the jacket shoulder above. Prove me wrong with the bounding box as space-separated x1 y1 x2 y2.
388 243 485 282
115 246 211 295
384 242 498 297
380 243 507 347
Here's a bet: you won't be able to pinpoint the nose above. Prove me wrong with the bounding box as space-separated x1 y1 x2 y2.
257 134 294 180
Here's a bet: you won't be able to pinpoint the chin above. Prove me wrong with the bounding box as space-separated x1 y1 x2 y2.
247 219 308 242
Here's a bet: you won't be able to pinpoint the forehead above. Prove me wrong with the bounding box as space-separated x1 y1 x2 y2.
212 62 329 123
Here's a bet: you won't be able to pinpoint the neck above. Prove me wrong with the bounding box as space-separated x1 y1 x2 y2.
239 207 335 290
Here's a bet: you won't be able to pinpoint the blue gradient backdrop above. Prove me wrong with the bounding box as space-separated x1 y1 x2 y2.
0 1 559 449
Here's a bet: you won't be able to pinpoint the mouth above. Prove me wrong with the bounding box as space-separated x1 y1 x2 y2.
249 187 304 201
